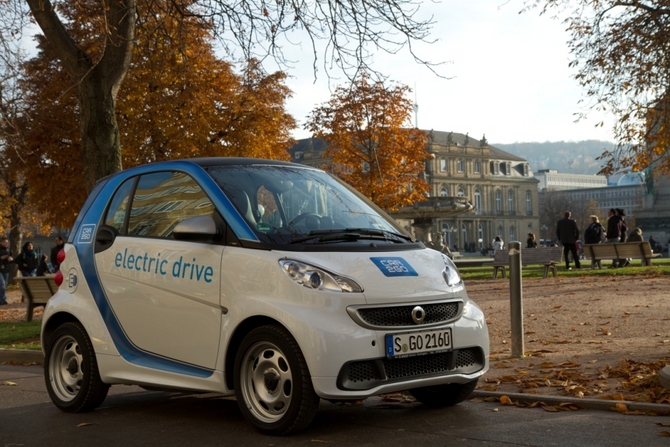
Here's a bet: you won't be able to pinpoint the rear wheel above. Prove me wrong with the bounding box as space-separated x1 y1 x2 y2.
234 325 320 435
44 322 109 412
409 378 478 407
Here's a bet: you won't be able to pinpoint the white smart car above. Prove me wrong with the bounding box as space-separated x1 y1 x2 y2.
42 158 489 435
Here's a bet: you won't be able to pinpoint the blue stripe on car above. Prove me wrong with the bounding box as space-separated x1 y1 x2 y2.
72 160 256 378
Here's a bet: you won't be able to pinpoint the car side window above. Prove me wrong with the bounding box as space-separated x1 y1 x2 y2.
104 177 137 234
127 171 215 238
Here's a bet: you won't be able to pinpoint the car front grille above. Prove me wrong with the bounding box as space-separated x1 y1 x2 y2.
338 347 485 391
355 302 461 328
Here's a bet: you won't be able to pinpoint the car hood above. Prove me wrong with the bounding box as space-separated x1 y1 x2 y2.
274 247 464 305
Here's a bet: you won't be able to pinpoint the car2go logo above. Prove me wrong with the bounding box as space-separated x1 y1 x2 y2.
370 257 418 277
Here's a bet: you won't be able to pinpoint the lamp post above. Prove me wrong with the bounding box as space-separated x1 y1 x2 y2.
541 225 548 246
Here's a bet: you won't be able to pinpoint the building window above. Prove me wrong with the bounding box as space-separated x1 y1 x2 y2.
526 191 532 215
461 223 467 245
509 226 515 243
508 190 515 213
474 160 481 174
457 160 464 173
495 190 502 214
490 161 500 175
440 186 448 197
440 159 447 172
474 189 481 214
458 187 465 197
442 222 453 247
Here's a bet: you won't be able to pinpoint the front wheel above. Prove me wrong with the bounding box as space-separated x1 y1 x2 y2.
44 322 109 412
409 378 478 407
234 325 320 435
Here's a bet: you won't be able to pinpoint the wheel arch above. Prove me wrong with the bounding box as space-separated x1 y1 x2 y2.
42 312 81 349
225 315 285 390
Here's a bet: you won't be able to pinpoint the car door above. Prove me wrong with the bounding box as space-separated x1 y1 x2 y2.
94 171 223 369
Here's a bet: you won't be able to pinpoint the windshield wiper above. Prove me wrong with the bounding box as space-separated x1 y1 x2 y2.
290 228 412 244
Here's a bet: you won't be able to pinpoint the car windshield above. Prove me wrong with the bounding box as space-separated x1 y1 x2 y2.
206 164 408 246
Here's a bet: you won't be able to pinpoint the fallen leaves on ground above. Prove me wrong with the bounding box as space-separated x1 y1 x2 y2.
483 357 670 407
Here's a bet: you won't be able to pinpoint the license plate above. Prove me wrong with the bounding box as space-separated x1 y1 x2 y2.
385 328 452 358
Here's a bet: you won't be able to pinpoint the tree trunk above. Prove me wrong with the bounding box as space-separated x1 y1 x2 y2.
78 78 124 192
26 0 136 193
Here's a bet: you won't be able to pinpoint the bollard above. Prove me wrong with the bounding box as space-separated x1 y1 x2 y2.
508 241 524 358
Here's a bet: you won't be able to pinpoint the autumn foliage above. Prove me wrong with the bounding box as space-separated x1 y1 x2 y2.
18 2 295 229
305 75 430 210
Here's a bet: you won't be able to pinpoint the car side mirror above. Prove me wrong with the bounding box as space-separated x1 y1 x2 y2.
173 215 219 242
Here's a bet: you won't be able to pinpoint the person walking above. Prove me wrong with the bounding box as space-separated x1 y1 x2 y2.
0 237 13 305
16 241 39 277
606 208 623 268
50 236 65 272
526 233 537 248
556 211 581 270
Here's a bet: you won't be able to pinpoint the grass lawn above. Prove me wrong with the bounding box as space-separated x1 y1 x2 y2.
458 256 670 280
0 321 42 350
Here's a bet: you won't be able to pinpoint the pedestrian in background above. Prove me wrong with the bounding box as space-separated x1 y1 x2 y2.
606 208 622 268
556 211 581 270
626 228 643 245
584 215 606 244
0 237 13 305
526 233 537 248
50 236 65 272
492 236 504 253
36 254 52 276
16 241 38 277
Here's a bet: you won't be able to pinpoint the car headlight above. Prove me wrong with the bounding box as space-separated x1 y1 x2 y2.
441 254 462 287
279 259 363 293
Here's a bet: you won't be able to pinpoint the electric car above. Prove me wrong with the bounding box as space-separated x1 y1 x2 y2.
42 158 489 435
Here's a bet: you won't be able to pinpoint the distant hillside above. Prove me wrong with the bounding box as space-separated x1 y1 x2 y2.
493 140 616 176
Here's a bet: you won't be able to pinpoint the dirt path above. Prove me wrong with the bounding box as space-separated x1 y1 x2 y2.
467 274 670 402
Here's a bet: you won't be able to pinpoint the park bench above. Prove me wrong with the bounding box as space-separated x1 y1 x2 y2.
492 246 563 279
583 241 662 269
16 276 58 322
450 251 462 259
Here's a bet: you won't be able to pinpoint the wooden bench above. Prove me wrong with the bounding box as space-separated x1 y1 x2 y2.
16 276 58 322
492 246 563 279
583 241 662 269
450 251 462 259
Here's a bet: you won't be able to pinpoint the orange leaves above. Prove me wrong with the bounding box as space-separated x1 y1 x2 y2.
20 7 295 228
305 74 430 210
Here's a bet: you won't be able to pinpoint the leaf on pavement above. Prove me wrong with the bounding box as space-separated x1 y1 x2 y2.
77 422 96 427
1 381 17 386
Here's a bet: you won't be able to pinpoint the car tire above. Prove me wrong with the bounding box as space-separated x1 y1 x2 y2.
234 325 320 435
44 321 109 412
409 378 478 407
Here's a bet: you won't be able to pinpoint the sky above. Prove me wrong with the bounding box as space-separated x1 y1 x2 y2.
280 0 616 145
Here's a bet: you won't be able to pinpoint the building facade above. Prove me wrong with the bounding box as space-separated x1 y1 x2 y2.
536 169 608 190
289 131 540 252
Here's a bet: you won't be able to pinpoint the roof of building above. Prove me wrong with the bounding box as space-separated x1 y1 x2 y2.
290 131 528 163
424 130 527 162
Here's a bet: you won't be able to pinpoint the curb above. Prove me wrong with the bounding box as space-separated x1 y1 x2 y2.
472 390 670 414
0 348 44 365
